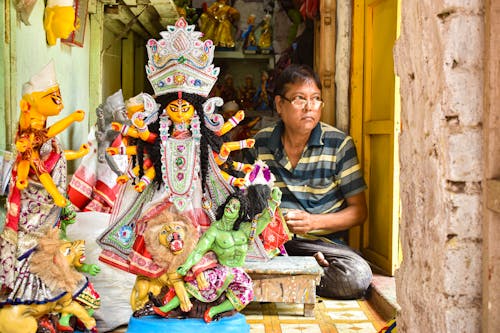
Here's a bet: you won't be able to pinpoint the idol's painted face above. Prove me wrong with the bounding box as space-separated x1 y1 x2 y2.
226 198 241 218
221 197 241 228
29 86 64 116
166 98 195 124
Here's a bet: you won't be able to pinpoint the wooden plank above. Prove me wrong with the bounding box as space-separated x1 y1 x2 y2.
250 274 319 302
105 4 151 39
349 0 365 251
150 0 179 26
244 256 322 317
364 120 394 134
89 2 104 126
486 179 500 214
122 0 163 37
244 256 323 275
103 15 128 35
121 31 135 100
317 0 336 126
483 1 500 330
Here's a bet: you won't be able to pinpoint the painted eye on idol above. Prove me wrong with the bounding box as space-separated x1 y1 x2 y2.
167 99 195 123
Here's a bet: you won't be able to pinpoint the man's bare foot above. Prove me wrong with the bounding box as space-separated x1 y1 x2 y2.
314 252 329 267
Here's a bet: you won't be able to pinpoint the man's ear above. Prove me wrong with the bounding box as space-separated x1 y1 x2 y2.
274 95 282 115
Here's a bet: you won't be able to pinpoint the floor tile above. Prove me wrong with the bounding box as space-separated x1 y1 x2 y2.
322 299 361 309
280 323 323 333
334 322 378 333
328 310 369 321
278 314 316 320
249 323 266 333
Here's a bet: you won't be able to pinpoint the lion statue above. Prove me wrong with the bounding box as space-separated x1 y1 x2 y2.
0 228 97 333
130 209 205 312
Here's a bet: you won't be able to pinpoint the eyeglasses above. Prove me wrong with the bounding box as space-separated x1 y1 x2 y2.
280 95 324 110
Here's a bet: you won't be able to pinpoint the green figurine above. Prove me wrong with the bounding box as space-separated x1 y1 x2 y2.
153 186 282 322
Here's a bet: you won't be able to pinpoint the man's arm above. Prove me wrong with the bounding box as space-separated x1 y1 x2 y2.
284 191 367 235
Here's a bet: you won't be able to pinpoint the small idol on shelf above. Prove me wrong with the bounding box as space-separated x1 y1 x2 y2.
239 74 257 111
219 74 239 103
44 0 78 46
253 70 273 111
174 0 199 25
199 0 240 49
256 14 273 54
241 14 258 54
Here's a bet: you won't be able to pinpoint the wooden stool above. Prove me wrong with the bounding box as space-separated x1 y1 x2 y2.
243 256 323 317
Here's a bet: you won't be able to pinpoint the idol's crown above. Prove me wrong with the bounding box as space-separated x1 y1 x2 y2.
145 17 220 97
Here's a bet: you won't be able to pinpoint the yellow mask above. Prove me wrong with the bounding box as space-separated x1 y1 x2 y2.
44 5 76 46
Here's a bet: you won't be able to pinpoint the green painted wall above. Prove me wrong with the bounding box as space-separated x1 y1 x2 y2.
102 26 123 101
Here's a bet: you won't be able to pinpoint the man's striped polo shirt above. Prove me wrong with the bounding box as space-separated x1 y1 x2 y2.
247 120 367 242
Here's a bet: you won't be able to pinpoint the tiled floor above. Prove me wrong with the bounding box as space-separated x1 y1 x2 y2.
110 297 386 333
243 298 386 333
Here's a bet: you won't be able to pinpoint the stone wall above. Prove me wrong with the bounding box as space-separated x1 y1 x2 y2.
393 0 484 331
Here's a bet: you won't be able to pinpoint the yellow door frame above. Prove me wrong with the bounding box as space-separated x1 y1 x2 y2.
350 0 401 275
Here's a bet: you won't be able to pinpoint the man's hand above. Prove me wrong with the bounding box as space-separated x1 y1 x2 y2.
284 209 315 235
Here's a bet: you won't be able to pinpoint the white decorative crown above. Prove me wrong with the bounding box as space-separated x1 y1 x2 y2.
22 60 58 96
145 17 220 97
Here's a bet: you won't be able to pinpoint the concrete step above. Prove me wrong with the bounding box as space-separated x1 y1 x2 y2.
367 274 400 321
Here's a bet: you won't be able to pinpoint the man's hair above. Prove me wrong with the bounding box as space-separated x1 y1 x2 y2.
273 64 322 98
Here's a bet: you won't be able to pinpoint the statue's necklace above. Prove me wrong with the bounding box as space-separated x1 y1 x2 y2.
160 114 201 211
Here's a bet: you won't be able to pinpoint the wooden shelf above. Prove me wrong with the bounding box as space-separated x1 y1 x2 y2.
214 50 274 60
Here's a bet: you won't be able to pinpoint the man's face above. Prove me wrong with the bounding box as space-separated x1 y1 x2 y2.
275 81 322 134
